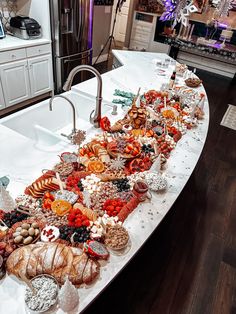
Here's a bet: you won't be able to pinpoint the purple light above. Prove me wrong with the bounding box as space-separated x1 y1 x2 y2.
160 0 177 21
218 22 228 29
88 0 93 49
213 43 222 49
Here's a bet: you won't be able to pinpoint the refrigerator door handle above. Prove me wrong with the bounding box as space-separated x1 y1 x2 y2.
79 0 83 41
64 55 90 64
74 0 81 42
79 0 85 42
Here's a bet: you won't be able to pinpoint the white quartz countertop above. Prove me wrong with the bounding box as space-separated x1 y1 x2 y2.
73 50 176 101
0 34 51 52
0 50 209 314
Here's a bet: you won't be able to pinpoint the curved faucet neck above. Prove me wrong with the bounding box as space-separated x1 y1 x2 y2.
63 65 102 98
49 95 77 133
63 65 103 129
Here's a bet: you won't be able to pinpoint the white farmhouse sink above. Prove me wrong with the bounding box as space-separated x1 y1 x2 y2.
1 92 112 146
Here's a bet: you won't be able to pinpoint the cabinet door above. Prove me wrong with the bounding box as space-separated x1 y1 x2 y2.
28 54 53 97
0 60 31 107
0 79 6 110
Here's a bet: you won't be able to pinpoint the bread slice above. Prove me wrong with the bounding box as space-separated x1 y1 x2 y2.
6 246 31 278
90 260 100 283
36 243 49 275
60 246 74 284
42 243 59 274
52 245 71 284
75 253 88 285
26 243 44 278
82 259 92 284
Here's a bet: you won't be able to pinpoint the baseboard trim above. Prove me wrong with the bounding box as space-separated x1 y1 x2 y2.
92 53 108 65
0 92 52 118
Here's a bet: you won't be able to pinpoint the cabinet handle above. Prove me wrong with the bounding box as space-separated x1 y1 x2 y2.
38 49 41 53
11 54 16 59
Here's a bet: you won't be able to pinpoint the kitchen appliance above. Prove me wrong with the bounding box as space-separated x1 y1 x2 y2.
50 0 94 92
10 16 41 40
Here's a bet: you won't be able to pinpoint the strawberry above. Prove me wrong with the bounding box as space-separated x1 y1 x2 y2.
82 220 90 227
106 205 115 211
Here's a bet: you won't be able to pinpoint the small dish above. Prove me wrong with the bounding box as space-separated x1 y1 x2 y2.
25 274 59 314
104 225 130 255
185 78 202 88
107 238 132 256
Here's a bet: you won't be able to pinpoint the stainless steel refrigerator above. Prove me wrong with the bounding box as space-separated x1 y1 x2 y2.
50 0 94 92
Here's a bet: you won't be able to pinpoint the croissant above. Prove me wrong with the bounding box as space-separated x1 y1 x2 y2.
6 242 100 286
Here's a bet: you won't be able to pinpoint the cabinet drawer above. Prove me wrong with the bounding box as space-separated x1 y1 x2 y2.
26 44 51 58
129 40 149 51
133 24 152 33
131 33 150 44
0 48 26 64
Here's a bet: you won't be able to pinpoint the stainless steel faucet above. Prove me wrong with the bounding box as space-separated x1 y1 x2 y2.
49 94 77 141
63 65 102 128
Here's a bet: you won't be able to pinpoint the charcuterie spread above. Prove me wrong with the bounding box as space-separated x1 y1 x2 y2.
0 73 206 312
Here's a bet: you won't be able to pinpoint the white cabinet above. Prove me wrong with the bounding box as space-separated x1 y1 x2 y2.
28 55 53 97
0 60 31 107
0 43 53 110
129 12 154 51
129 11 170 54
0 79 5 109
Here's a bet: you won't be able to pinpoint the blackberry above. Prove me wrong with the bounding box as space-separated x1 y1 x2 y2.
59 226 90 243
3 211 28 228
142 144 155 154
72 227 90 243
77 180 84 191
152 120 159 127
113 178 130 192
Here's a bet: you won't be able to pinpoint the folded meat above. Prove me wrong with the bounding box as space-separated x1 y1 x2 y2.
6 242 100 286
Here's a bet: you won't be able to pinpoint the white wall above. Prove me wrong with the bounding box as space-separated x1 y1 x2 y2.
16 0 51 40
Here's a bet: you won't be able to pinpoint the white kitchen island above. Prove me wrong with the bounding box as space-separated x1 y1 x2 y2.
0 50 209 314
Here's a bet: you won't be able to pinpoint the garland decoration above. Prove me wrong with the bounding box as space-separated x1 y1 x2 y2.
160 0 198 27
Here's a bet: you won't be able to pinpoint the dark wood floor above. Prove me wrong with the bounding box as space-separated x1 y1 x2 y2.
84 67 236 314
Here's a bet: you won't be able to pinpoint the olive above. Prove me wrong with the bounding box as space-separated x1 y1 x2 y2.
23 236 33 245
21 223 30 230
28 228 35 236
20 229 29 237
31 222 39 229
14 235 23 244
34 229 40 237
13 232 21 238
